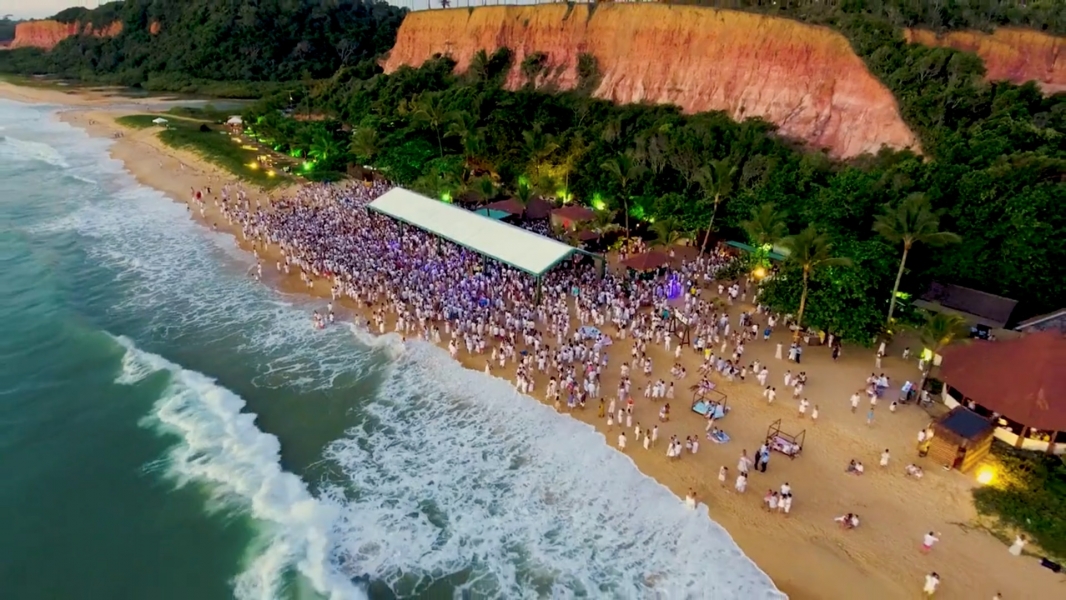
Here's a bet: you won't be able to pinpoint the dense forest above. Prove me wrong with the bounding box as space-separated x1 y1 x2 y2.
2 0 1064 343
0 0 405 95
244 7 1064 342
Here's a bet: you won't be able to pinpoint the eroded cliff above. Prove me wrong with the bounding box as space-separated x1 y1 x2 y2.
905 28 1066 94
9 19 123 51
384 5 919 158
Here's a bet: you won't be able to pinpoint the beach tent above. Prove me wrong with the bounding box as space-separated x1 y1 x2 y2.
473 208 511 221
227 116 243 125
621 250 670 272
151 118 168 125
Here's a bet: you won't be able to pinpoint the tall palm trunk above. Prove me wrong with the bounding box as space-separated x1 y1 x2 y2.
886 245 910 324
699 194 720 254
917 342 941 393
435 128 444 159
622 196 630 236
794 269 810 341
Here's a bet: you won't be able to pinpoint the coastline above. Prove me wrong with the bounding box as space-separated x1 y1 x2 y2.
4 80 1060 600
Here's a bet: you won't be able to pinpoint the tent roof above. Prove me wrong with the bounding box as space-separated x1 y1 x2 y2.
485 197 552 220
473 208 511 220
622 250 670 272
552 205 596 222
368 188 576 277
940 331 1066 431
916 282 1017 329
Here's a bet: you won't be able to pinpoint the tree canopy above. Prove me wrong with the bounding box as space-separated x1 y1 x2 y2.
0 0 406 94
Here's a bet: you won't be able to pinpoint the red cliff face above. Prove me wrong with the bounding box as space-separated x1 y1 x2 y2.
9 19 123 51
384 5 920 158
905 28 1066 94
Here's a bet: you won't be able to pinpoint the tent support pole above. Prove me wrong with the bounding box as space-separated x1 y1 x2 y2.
535 276 542 306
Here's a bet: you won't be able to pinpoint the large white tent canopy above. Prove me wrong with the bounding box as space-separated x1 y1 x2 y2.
368 188 576 277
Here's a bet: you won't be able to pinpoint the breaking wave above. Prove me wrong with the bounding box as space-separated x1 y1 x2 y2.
114 335 364 600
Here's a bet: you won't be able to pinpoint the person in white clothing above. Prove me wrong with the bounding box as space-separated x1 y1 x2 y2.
617 432 627 452
1008 534 1027 556
921 531 940 553
880 449 891 467
923 572 940 596
684 489 697 510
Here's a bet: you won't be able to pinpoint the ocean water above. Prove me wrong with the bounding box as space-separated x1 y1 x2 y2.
0 99 785 600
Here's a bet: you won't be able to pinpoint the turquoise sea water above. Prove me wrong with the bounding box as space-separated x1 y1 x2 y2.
0 99 784 600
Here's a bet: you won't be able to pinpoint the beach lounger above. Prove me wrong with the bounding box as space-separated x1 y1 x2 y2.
709 430 731 444
691 400 727 420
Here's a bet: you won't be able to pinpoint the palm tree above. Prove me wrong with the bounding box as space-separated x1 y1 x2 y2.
590 208 622 236
694 158 737 254
522 124 559 179
560 132 590 198
308 134 341 165
411 93 458 159
780 226 854 338
651 218 682 248
600 151 646 235
513 181 534 218
873 193 962 324
740 203 788 248
348 127 380 164
469 49 491 82
914 311 968 389
447 111 485 181
473 176 497 204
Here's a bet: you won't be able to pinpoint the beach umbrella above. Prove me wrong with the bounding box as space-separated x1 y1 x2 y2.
152 118 168 125
227 116 243 125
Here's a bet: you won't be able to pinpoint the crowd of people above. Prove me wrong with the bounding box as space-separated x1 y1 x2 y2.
181 179 1022 597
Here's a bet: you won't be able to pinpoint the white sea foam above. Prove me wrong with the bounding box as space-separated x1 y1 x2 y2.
17 104 782 599
68 173 98 184
113 335 364 600
115 344 157 385
324 341 784 599
0 135 70 168
33 171 369 391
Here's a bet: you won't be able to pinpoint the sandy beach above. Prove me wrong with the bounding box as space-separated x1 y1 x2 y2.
3 80 1061 600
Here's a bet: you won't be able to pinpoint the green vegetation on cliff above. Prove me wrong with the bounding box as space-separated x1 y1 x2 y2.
0 0 405 96
688 0 1066 35
244 9 1064 342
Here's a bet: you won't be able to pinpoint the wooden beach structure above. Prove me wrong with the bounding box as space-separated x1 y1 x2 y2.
926 406 995 472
